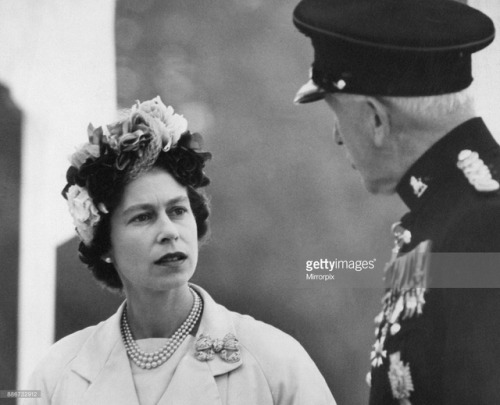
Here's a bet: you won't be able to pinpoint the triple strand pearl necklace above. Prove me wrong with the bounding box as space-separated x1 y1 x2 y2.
121 287 202 370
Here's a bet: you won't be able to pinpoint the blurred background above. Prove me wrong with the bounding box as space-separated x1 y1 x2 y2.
1 1 499 404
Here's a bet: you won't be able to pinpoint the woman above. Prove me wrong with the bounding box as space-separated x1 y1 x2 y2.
26 97 336 405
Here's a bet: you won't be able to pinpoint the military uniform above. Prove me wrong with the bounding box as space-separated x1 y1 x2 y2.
292 0 500 403
368 117 500 404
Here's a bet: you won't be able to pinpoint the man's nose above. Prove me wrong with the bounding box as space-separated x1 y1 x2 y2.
333 127 343 146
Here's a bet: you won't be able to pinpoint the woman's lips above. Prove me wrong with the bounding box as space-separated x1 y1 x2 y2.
154 252 187 265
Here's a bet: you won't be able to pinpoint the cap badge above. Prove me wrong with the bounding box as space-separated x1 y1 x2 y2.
410 176 428 197
333 79 346 90
457 149 499 192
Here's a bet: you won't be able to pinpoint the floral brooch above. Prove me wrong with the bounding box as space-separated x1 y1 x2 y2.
195 333 241 363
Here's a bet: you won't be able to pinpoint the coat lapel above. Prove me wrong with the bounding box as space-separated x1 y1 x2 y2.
70 302 140 405
156 285 243 405
157 353 223 405
192 284 243 377
66 286 243 405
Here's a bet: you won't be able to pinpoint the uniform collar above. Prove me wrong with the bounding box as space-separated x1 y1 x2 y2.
396 117 499 212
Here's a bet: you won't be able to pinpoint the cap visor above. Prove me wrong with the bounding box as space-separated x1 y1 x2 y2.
293 79 326 104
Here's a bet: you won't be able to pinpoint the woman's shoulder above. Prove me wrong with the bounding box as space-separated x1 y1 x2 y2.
28 314 115 395
230 311 302 353
197 287 312 366
228 310 316 372
226 309 335 403
30 324 98 379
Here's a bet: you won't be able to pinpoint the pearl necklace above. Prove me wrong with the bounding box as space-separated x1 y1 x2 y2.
120 287 202 370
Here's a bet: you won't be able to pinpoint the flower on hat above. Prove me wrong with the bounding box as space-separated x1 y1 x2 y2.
64 96 197 246
84 96 188 173
66 184 102 246
132 96 187 152
70 143 100 169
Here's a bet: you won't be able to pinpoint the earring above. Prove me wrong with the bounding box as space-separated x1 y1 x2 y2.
104 257 112 263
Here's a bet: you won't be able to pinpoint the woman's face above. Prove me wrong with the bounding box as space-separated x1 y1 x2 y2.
109 168 198 292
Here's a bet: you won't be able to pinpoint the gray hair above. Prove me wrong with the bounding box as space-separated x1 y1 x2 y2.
379 88 474 122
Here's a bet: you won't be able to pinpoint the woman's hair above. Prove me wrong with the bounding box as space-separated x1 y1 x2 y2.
61 97 211 291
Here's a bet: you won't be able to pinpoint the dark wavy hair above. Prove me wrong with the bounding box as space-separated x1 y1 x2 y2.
63 132 211 291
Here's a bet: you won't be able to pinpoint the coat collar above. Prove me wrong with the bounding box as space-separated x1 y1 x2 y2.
191 284 243 376
68 284 242 404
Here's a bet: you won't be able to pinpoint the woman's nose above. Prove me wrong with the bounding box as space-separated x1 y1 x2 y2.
156 214 179 243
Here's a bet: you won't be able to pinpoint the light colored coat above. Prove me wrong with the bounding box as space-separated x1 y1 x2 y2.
24 285 336 405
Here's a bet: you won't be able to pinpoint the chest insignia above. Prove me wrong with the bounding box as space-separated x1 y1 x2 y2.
384 240 431 291
369 239 431 372
409 176 428 197
457 149 499 192
389 222 412 262
388 351 414 404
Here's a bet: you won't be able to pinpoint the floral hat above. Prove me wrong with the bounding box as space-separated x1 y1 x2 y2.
62 96 209 246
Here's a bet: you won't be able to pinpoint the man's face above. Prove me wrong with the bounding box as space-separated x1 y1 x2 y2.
324 93 398 194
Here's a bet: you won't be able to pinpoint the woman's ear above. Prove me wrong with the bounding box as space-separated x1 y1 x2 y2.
366 97 389 148
101 253 113 264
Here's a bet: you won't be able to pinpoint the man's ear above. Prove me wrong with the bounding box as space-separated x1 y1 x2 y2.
366 97 389 148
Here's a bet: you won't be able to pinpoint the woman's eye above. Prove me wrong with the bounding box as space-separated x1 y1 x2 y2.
170 207 188 217
131 213 151 223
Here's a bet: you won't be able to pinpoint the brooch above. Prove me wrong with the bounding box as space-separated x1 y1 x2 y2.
457 149 499 192
195 333 241 363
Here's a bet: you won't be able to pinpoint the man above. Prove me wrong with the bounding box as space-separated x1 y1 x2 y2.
293 0 500 404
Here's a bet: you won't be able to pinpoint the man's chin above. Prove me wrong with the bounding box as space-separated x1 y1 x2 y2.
362 178 397 196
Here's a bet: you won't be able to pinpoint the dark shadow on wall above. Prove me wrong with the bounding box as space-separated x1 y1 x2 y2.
0 84 22 389
55 237 122 341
